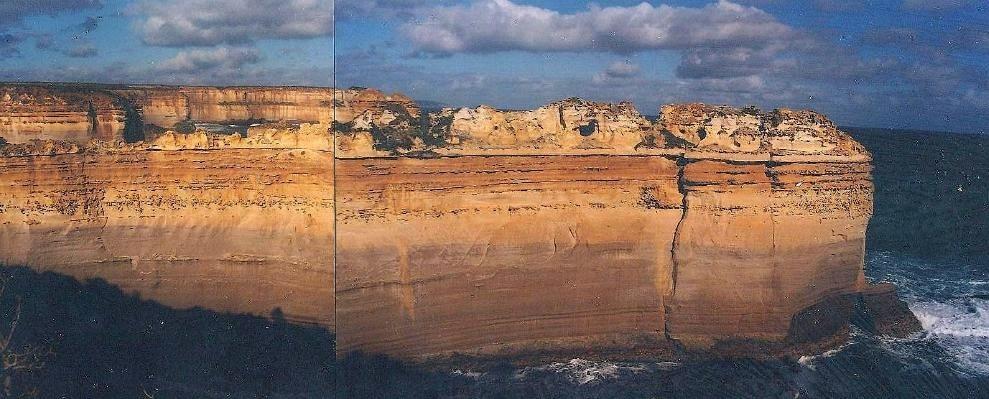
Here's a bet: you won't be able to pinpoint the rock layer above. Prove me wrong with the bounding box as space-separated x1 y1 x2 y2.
0 126 334 327
0 83 921 363
0 84 364 144
335 97 915 362
1 85 129 143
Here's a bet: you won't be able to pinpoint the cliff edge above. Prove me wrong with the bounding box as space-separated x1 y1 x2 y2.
0 83 921 363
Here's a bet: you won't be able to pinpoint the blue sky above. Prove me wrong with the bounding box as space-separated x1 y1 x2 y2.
1 1 988 132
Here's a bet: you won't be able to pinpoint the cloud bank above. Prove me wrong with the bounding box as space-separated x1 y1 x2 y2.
135 0 334 47
402 0 793 54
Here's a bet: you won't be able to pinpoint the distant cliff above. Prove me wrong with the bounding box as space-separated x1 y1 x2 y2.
1 84 347 144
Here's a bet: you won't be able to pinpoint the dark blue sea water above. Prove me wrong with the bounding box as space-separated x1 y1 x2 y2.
340 128 989 399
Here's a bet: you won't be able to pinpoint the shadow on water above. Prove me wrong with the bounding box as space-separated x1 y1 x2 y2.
0 266 335 398
338 336 989 399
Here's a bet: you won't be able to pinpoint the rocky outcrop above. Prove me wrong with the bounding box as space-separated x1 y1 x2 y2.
335 98 919 362
1 85 921 363
113 86 336 128
857 283 924 337
1 85 129 143
147 123 332 151
0 84 351 145
426 99 652 154
331 88 422 157
658 103 869 158
113 87 190 128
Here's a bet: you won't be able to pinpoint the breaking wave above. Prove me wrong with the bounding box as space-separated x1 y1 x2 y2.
867 251 989 376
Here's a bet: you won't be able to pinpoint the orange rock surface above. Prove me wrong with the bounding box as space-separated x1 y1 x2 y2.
335 97 891 361
0 125 335 328
0 83 919 363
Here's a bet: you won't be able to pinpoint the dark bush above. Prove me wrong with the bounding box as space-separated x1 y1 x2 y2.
173 120 196 134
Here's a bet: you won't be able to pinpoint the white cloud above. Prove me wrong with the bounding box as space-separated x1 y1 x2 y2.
157 46 261 73
135 0 333 47
401 0 794 55
603 61 641 78
65 42 98 58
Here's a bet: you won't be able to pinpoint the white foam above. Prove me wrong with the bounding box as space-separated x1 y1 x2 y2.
910 299 989 375
451 369 483 379
515 358 664 385
912 300 989 338
798 340 853 371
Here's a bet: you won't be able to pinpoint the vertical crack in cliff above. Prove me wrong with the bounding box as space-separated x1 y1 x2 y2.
765 159 781 320
665 155 690 341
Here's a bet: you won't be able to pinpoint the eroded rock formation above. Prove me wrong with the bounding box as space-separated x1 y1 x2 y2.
0 83 921 363
335 97 917 362
0 123 335 328
1 84 347 145
1 85 129 143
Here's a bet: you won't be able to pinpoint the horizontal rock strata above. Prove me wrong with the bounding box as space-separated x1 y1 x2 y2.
0 83 922 363
334 95 916 361
0 124 334 328
2 84 403 144
1 85 128 143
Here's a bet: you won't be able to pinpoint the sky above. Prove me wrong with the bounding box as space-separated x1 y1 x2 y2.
1 0 987 132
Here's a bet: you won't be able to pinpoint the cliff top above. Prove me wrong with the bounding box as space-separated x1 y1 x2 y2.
0 83 869 162
335 95 870 161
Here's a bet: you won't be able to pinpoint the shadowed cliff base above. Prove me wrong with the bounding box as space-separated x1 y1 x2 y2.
336 284 981 398
0 266 335 398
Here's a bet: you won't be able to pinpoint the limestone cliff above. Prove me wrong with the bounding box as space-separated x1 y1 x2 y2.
0 125 334 328
1 85 129 143
331 88 422 157
0 84 348 145
429 99 651 154
0 85 920 364
335 98 917 362
113 86 337 127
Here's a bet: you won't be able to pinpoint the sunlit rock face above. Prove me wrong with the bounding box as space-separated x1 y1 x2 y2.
113 87 191 128
335 155 683 359
1 84 340 145
179 87 333 124
0 123 335 328
331 88 422 157
114 86 335 127
335 98 906 362
0 85 128 144
667 158 874 349
429 99 652 154
0 84 918 362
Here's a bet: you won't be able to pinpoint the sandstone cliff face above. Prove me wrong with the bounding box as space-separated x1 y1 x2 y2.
113 87 190 128
113 86 336 127
429 99 651 154
0 126 335 328
1 84 342 145
658 103 869 159
0 85 918 364
1 85 128 144
332 88 422 157
335 98 910 362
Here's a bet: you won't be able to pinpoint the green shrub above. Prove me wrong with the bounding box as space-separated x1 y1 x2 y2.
173 120 196 134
